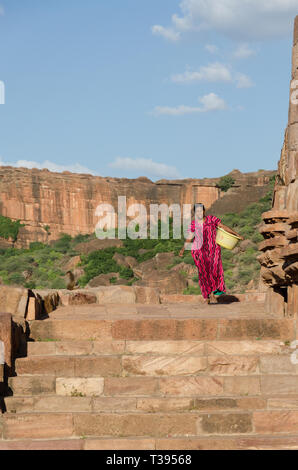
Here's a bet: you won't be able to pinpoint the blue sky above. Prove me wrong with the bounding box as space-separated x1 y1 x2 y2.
0 0 296 180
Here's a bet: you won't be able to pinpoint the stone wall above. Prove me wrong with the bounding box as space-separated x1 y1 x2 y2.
259 16 298 316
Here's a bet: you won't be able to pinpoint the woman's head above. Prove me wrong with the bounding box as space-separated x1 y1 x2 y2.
193 203 205 219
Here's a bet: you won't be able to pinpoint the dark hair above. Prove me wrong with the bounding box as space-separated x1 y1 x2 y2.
193 203 205 213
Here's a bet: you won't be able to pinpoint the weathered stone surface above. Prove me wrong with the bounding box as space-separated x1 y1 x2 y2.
259 355 297 374
111 319 218 340
253 411 298 434
29 319 113 341
87 273 119 287
261 376 298 395
56 378 104 396
160 294 205 304
264 287 286 315
207 356 259 376
33 290 60 315
135 270 188 295
125 340 205 355
133 286 160 304
96 286 136 304
0 439 83 450
73 413 197 438
159 377 224 397
8 376 56 396
218 319 294 340
122 355 208 376
92 397 137 412
206 340 286 356
287 284 298 317
104 377 159 396
68 291 97 305
0 286 28 318
259 21 298 316
0 312 12 368
84 438 155 450
223 377 261 396
197 413 252 435
3 413 74 439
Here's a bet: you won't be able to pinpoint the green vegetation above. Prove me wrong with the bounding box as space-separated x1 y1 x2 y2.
0 179 275 292
0 216 24 241
218 176 275 293
217 175 235 192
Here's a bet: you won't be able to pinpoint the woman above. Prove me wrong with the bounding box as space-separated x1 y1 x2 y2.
179 203 244 304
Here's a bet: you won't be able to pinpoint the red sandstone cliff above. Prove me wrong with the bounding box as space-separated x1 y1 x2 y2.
0 167 275 247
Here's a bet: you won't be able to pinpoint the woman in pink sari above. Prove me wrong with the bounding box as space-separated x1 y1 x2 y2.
179 204 244 304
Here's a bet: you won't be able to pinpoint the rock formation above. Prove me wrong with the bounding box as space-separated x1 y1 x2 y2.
259 17 298 316
0 165 275 247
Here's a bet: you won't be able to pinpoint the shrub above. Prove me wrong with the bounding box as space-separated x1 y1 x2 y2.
217 176 235 192
0 216 24 241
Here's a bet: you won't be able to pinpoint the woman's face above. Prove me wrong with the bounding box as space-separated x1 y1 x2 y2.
195 205 205 222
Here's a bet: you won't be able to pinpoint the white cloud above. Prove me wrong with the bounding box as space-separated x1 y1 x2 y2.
233 43 256 59
205 44 219 54
109 157 180 178
151 25 180 42
152 92 227 116
0 158 97 175
236 73 254 88
171 62 232 83
170 62 254 88
153 0 298 41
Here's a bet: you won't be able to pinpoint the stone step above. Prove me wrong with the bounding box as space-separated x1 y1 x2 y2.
27 339 290 357
1 435 298 450
4 394 276 414
14 351 298 378
29 317 295 342
9 374 298 398
2 410 298 440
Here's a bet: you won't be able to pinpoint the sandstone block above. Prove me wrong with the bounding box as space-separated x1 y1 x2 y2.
73 356 122 377
104 377 159 396
159 377 224 397
84 438 155 450
8 376 56 396
133 286 160 304
125 340 205 355
73 413 197 438
0 312 12 368
253 411 298 434
196 413 252 435
122 355 207 376
56 377 104 396
223 376 261 396
261 375 298 395
3 413 74 440
96 286 136 304
207 356 259 376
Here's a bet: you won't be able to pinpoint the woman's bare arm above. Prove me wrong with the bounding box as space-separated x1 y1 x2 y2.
179 233 195 257
218 222 244 240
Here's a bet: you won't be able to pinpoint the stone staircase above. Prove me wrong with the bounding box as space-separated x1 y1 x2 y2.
1 302 298 450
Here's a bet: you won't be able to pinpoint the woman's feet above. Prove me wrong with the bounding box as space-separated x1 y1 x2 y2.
207 289 226 304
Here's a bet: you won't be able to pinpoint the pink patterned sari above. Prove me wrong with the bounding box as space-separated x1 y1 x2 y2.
188 215 226 299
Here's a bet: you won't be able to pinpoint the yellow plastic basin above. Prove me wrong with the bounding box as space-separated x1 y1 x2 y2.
216 227 242 250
